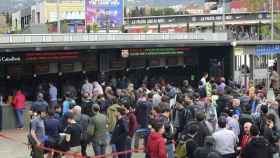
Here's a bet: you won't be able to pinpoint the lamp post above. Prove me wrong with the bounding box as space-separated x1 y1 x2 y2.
222 0 226 31
56 0 61 33
105 8 109 33
271 0 274 40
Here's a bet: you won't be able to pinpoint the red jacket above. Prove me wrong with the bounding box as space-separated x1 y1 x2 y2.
146 132 167 158
127 112 138 137
12 91 26 109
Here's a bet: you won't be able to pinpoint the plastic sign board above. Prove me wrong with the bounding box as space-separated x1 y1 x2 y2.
85 0 124 29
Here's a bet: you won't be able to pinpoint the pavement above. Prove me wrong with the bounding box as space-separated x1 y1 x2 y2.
0 129 144 158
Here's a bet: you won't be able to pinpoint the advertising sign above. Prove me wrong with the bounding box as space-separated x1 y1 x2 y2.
256 45 280 56
126 48 191 57
85 0 124 29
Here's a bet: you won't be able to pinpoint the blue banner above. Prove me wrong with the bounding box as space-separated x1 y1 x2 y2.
256 45 280 56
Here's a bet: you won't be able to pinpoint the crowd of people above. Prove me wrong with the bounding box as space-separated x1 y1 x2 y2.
10 72 280 158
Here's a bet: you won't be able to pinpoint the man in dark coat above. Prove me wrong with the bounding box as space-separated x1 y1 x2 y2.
241 125 273 158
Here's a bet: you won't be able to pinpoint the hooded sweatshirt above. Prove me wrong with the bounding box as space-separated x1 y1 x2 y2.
146 132 167 158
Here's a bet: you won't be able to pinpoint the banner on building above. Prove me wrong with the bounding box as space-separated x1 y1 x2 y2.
85 0 124 29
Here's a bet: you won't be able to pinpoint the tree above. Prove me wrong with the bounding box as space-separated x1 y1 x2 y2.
92 23 100 33
163 8 176 15
244 0 267 12
247 0 280 40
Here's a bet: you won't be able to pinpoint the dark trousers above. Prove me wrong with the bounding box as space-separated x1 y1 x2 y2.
81 140 88 157
222 153 236 158
126 137 132 158
116 140 131 158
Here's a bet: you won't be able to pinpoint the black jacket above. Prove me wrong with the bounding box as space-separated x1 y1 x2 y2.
159 114 174 144
80 100 95 117
111 116 129 145
216 95 231 117
135 101 152 128
241 136 273 158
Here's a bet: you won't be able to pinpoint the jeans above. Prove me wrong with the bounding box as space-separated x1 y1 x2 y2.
108 132 117 158
15 109 24 128
166 143 174 158
134 128 150 148
92 141 106 156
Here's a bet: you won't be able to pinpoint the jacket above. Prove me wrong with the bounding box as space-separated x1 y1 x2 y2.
146 132 167 158
87 112 108 145
135 101 152 128
127 112 138 137
241 136 273 158
159 114 174 144
111 116 129 145
12 91 26 109
74 113 89 141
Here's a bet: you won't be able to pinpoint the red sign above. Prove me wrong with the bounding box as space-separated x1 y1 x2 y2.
25 52 80 61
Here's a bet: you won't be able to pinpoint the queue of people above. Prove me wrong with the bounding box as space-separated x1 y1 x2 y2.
18 73 280 158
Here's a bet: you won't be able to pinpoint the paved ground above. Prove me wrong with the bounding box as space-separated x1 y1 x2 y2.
0 129 144 158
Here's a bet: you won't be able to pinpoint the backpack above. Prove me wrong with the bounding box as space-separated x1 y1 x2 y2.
175 133 198 158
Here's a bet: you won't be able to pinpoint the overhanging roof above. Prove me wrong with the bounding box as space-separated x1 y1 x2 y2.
0 40 231 52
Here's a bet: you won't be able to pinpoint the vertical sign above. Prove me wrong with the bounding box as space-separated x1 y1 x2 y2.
85 0 124 29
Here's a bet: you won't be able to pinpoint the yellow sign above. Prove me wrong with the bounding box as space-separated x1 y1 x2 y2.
234 47 244 56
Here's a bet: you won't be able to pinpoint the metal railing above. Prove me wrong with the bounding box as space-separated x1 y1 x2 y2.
0 33 228 44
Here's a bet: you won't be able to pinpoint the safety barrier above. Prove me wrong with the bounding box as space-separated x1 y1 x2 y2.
0 133 144 158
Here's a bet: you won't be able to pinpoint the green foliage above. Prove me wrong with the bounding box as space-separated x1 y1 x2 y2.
61 20 68 33
246 0 267 12
143 24 148 33
162 8 176 15
92 23 100 33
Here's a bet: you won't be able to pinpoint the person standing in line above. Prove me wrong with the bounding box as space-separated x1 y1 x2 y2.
146 120 167 158
241 125 273 158
200 72 208 88
31 93 48 117
29 109 47 158
72 106 89 157
87 104 108 156
49 82 58 110
81 78 93 99
111 107 130 158
12 89 26 129
213 116 238 158
159 107 174 158
62 91 76 115
44 110 61 158
122 99 138 158
239 122 253 151
62 112 82 158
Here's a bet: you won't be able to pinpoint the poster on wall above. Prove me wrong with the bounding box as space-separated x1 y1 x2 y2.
85 0 124 29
